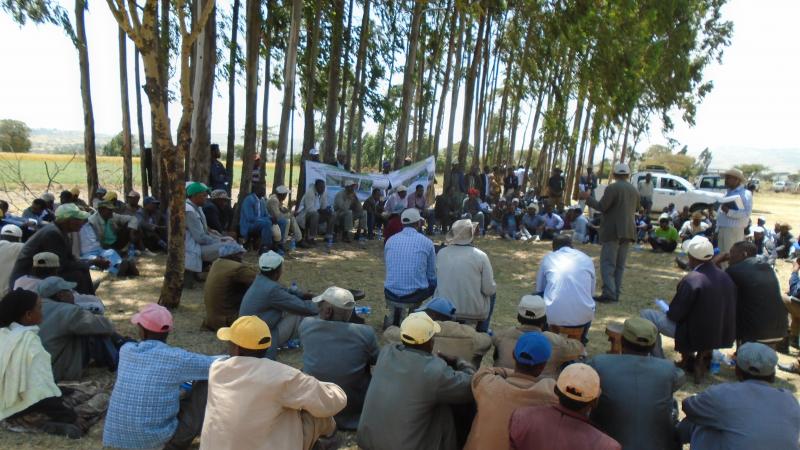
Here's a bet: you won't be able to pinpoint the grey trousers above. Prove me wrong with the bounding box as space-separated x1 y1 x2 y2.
717 226 745 268
600 239 632 300
640 309 677 358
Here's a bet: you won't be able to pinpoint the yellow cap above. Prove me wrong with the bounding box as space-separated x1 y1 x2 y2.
400 312 441 345
104 191 118 202
70 187 80 196
217 316 272 350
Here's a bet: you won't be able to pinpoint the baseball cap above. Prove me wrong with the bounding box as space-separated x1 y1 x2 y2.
218 242 246 258
258 250 284 271
399 312 441 345
622 317 658 347
104 191 118 202
1 224 23 239
613 163 631 175
127 190 141 198
751 226 765 234
401 208 423 224
736 342 777 376
682 235 714 261
217 316 272 350
556 363 601 402
131 303 174 333
275 185 290 195
658 213 670 222
396 185 407 193
757 216 766 224
186 182 210 197
97 201 115 210
33 252 60 268
210 189 230 200
312 286 355 309
514 332 552 366
70 187 81 196
518 295 546 320
416 297 457 320
55 203 90 221
37 276 77 298
143 196 160 206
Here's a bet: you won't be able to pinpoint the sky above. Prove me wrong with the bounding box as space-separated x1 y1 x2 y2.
1 0 798 169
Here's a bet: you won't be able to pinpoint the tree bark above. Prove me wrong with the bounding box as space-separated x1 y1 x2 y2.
337 0 355 161
274 0 302 187
75 0 98 200
345 0 370 167
521 89 545 192
431 6 457 167
322 0 345 164
238 0 261 205
225 0 240 195
134 48 148 196
118 27 133 195
472 15 491 166
456 13 486 169
443 13 465 190
375 4 398 168
189 0 216 184
259 0 275 184
353 44 369 172
392 0 424 169
298 2 322 199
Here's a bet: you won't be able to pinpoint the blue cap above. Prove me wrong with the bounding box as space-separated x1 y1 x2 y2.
416 297 456 320
513 332 552 366
143 196 160 206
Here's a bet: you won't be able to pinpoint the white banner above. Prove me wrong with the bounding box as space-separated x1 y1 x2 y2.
303 157 436 205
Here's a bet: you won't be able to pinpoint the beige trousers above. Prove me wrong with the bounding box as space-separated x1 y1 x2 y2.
301 411 336 450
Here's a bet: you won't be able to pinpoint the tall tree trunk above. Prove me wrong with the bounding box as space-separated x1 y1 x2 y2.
298 2 322 199
322 0 345 164
392 0 424 168
472 15 491 165
274 0 302 187
337 0 355 160
444 13 465 189
345 0 371 166
353 45 369 172
259 0 275 183
189 0 216 183
494 77 510 166
134 48 148 196
75 0 98 199
375 5 398 167
506 91 522 166
571 102 593 201
432 6 457 167
620 112 632 164
238 0 261 205
118 28 133 194
411 32 426 160
457 13 486 169
521 89 545 192
225 0 241 194
564 88 586 204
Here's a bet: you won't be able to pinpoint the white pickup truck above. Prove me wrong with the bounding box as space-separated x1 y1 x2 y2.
594 172 724 214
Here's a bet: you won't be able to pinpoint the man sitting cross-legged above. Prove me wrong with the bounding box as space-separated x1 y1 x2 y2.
299 287 379 430
678 343 800 449
357 312 476 450
492 295 583 380
103 304 217 450
200 316 346 450
465 332 558 450
202 243 257 331
239 251 319 359
587 318 686 450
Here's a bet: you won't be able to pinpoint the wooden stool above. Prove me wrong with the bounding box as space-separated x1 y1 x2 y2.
605 322 624 354
549 325 585 342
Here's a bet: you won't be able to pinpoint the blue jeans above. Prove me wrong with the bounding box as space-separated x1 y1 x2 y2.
476 294 496 332
82 335 119 371
245 217 274 247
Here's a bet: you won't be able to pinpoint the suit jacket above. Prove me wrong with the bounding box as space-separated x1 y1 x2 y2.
586 180 639 242
726 257 788 342
667 263 737 353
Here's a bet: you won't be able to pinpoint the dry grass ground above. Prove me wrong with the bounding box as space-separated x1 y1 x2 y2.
2 191 799 449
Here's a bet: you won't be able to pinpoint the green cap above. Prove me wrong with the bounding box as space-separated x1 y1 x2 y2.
622 317 658 347
54 203 90 222
186 182 210 197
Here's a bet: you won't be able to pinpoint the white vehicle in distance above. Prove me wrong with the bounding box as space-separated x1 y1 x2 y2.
773 180 787 192
696 173 727 193
595 171 724 215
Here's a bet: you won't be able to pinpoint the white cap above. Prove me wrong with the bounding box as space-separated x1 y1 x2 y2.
613 163 631 175
658 213 670 221
275 185 290 195
309 147 319 156
312 286 355 309
258 251 284 271
518 295 546 319
751 226 765 234
396 185 407 192
1 224 23 238
401 208 423 224
682 235 714 261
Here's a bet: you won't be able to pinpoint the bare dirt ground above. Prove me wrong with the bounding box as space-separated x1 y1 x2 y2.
2 191 799 449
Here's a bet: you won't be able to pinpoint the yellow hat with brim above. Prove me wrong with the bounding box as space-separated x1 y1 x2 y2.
217 316 272 350
400 312 441 345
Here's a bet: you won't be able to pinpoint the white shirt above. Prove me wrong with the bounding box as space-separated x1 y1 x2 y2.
535 247 596 326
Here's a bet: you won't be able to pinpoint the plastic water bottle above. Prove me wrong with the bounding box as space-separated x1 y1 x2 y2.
289 281 299 295
710 350 723 374
279 339 301 351
355 306 371 315
128 243 136 259
289 239 296 251
180 381 193 395
655 299 670 313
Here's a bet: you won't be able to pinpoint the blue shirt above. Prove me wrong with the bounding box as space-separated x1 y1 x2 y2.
102 340 216 449
239 193 268 236
716 185 752 230
790 272 800 298
384 227 436 296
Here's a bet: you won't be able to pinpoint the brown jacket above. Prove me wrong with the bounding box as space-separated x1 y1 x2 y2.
465 367 558 450
203 258 258 331
492 324 583 380
586 179 639 242
384 320 492 365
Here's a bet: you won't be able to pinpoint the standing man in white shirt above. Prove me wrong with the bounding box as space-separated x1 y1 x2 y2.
638 173 655 216
535 234 596 343
717 168 753 259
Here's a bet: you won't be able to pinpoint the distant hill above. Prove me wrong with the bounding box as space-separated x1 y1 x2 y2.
30 128 113 154
701 146 800 173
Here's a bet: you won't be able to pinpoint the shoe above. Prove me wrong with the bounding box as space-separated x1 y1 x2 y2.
41 422 83 439
593 295 618 304
778 362 800 374
313 432 342 450
675 257 689 270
